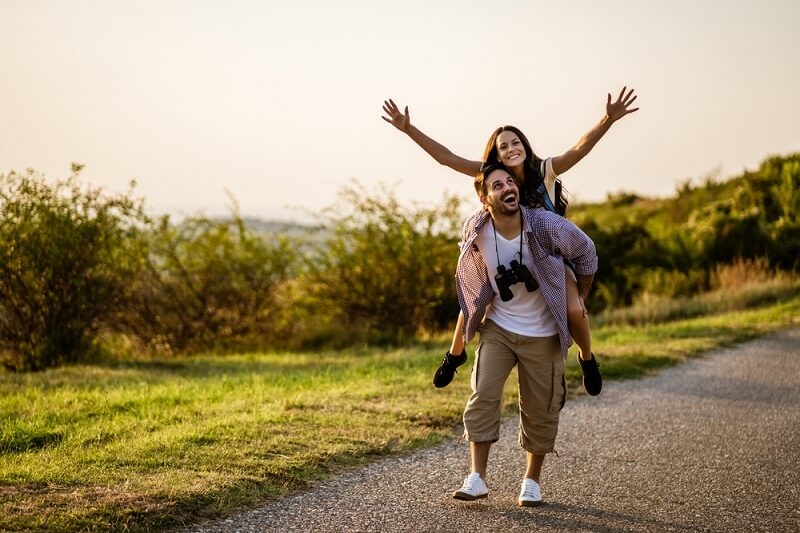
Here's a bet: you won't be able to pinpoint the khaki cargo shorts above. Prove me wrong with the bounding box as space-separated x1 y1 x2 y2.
463 319 566 454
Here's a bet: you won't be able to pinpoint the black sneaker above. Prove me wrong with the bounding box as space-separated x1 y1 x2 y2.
578 352 602 396
433 350 467 388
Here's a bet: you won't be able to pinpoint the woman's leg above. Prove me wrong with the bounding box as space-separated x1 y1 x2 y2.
565 264 592 360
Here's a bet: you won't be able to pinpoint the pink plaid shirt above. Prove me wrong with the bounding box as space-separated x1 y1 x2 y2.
456 207 598 355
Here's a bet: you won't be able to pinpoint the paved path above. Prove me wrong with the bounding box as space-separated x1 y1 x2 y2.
187 328 800 532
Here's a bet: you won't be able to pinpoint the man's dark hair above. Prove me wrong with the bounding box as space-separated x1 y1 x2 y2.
474 162 508 197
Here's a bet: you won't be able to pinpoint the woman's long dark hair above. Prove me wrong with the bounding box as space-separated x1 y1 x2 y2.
481 125 568 214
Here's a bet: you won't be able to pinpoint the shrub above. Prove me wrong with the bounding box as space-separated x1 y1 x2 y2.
118 208 299 354
299 183 463 346
582 220 674 311
0 166 148 371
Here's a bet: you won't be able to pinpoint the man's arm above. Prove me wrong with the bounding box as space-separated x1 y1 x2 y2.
382 99 483 177
551 87 639 175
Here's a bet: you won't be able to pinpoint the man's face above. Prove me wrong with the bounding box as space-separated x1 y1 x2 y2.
481 168 520 217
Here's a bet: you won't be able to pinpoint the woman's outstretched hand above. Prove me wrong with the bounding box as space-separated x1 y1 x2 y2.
606 87 639 122
381 99 411 132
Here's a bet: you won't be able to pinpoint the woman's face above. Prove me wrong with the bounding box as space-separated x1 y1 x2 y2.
495 131 526 169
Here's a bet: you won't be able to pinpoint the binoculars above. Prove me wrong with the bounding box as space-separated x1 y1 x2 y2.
495 260 539 301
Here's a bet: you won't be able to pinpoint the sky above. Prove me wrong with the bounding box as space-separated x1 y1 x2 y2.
2 0 799 222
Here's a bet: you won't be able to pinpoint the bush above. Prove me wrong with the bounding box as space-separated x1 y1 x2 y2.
582 220 675 311
299 183 463 346
0 166 148 371
118 208 299 354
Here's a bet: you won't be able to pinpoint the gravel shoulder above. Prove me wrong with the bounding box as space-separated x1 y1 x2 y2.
185 327 800 533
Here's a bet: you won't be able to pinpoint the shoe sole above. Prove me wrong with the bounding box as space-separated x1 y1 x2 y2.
453 491 488 501
433 371 455 388
518 499 543 507
583 379 602 396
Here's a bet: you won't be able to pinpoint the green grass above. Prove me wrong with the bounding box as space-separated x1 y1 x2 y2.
1 295 799 532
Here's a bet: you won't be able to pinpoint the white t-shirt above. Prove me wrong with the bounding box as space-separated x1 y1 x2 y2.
474 219 558 337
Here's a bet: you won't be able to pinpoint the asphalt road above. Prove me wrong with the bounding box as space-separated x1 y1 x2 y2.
187 327 800 533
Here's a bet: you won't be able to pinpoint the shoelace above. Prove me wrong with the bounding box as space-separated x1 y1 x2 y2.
441 353 462 370
520 481 540 498
463 475 483 492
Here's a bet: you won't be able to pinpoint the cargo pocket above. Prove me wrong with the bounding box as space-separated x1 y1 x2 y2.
548 359 567 414
471 343 481 392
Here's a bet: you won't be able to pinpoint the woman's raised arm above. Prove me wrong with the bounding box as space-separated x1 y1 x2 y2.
551 87 639 176
382 99 482 177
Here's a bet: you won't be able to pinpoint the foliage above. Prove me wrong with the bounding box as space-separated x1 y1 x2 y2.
0 166 148 371
1 152 799 368
300 183 463 346
571 152 800 310
119 208 299 354
579 219 676 311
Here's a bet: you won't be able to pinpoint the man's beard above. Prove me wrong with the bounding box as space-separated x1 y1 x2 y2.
491 199 520 218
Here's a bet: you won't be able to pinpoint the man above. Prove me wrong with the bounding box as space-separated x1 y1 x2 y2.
449 163 599 506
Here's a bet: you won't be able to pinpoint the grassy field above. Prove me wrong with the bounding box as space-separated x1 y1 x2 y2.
1 286 799 532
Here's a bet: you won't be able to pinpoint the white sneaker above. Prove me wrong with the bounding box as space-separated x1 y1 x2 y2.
453 472 488 501
518 478 543 506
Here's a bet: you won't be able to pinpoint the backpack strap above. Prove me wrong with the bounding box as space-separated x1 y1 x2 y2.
536 160 556 213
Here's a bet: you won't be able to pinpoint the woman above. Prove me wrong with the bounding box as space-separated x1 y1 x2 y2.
381 87 639 394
